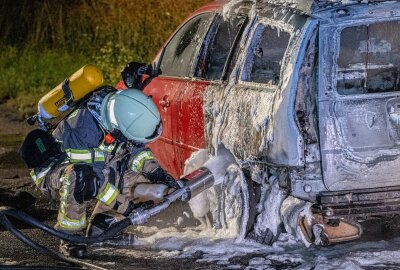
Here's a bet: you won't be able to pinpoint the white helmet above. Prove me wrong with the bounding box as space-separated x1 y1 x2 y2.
100 89 162 143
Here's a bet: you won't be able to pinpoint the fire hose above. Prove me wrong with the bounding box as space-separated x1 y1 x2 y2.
0 167 215 270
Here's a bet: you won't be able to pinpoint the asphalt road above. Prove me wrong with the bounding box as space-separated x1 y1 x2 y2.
0 227 227 270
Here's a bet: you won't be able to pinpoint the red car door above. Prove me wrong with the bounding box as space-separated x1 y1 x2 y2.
144 78 182 178
144 11 215 179
175 80 209 172
175 14 249 176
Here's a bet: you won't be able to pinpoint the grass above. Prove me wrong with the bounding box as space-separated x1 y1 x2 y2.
0 46 91 116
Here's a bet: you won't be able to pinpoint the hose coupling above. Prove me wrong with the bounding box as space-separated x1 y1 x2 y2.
128 210 150 225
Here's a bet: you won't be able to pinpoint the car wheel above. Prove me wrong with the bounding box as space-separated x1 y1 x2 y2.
208 163 256 240
184 149 256 239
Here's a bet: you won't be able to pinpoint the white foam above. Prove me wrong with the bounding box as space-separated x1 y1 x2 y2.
92 224 400 269
97 1 400 268
203 148 236 185
0 258 18 266
254 175 286 239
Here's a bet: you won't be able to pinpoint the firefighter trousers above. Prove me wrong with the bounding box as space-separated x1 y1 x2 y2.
46 153 158 233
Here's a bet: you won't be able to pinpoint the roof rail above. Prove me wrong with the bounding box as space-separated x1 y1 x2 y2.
258 0 399 14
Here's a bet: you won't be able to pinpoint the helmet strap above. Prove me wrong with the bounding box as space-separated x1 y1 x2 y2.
145 122 162 141
110 129 129 143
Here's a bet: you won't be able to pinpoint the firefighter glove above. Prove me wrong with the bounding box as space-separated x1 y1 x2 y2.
121 62 152 89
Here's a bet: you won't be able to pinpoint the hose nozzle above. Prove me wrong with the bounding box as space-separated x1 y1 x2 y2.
178 167 215 202
177 148 236 201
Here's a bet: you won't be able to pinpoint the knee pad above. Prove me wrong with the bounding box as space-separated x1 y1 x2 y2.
72 164 100 204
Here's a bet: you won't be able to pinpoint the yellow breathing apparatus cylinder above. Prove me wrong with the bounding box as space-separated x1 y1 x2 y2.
38 64 104 119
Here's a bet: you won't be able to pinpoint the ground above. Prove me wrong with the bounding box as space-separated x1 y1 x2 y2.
2 104 400 270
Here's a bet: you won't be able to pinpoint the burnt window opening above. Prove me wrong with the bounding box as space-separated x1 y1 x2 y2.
337 21 400 95
159 13 214 78
243 24 291 85
196 16 246 81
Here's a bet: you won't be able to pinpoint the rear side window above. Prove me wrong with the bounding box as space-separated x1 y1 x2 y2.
196 16 245 80
337 21 400 95
243 24 291 85
159 13 214 78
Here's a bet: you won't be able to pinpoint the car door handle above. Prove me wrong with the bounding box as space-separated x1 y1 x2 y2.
159 95 171 108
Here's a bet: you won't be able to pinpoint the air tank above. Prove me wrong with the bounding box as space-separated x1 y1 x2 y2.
38 64 103 119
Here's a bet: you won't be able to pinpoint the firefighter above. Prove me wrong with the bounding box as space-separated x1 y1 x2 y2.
29 64 178 258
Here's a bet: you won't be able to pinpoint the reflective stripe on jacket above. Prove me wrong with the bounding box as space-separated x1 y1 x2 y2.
130 150 155 172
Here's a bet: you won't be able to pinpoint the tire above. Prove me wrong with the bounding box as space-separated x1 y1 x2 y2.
183 148 256 239
209 163 256 240
243 170 256 236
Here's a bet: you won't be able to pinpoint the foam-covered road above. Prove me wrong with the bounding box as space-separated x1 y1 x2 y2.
2 219 400 270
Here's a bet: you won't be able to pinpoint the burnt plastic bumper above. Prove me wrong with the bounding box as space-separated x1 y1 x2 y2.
317 186 400 218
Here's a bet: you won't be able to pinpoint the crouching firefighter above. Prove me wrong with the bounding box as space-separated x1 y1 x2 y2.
19 65 179 258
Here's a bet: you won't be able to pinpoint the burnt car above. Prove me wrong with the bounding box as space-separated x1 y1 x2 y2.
139 0 400 246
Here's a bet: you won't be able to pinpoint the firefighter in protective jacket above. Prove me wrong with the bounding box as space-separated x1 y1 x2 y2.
29 64 178 258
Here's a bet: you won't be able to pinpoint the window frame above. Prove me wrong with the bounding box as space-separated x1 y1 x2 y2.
326 17 400 100
238 19 293 90
155 12 217 80
193 14 250 82
335 20 400 96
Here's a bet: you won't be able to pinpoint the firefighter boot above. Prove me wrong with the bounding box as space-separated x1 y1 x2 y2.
59 240 87 258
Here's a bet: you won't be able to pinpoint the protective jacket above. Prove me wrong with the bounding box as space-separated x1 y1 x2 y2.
30 88 175 232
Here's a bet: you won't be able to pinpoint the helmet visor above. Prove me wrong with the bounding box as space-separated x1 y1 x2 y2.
107 98 118 130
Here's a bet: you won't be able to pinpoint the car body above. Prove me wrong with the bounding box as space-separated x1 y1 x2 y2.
141 0 400 244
